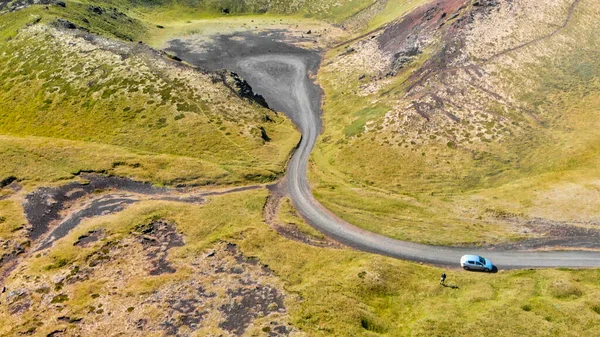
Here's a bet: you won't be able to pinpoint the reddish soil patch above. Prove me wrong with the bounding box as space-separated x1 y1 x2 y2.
378 0 469 55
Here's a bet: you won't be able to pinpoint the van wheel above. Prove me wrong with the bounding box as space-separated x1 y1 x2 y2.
463 266 469 270
484 268 490 272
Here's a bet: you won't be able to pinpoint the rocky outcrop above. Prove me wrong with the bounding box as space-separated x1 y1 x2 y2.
217 70 270 109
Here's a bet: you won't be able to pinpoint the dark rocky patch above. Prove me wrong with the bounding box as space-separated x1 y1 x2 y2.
136 242 293 336
0 240 27 265
54 19 77 30
132 220 184 275
73 229 106 247
259 126 271 142
160 298 208 336
378 0 468 72
0 176 17 188
83 240 118 270
37 196 138 251
57 316 82 324
88 5 104 15
46 329 65 337
216 70 270 109
0 0 54 13
219 285 286 335
24 174 168 241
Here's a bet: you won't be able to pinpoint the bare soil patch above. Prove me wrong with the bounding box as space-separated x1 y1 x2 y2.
1 235 299 336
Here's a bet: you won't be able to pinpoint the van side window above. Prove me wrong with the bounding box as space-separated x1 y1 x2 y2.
468 261 474 264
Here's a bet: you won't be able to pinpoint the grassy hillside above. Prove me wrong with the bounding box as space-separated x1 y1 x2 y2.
2 189 600 336
0 8 300 188
311 0 600 245
97 0 379 22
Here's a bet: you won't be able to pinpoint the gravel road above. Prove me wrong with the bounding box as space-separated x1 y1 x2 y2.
167 34 600 269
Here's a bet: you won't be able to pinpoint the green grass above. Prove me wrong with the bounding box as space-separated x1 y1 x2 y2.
0 134 231 187
3 189 600 336
0 199 27 243
365 0 429 30
46 0 380 31
343 106 388 137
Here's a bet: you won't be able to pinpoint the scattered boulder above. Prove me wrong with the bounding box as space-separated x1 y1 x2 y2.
88 5 104 15
220 71 269 109
54 19 77 30
0 176 17 188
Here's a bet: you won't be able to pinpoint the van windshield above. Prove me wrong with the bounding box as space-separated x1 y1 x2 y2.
479 257 486 264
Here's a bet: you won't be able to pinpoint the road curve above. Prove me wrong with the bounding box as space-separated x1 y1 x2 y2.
236 54 600 270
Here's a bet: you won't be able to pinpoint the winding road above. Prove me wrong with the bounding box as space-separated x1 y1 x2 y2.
235 54 600 270
166 31 600 269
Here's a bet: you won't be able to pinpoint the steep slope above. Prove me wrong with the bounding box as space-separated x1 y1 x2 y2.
312 0 600 245
0 7 299 188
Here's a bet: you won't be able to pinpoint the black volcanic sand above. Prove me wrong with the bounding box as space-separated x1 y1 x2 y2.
26 174 262 251
24 174 171 241
35 195 140 251
25 174 204 250
165 30 323 129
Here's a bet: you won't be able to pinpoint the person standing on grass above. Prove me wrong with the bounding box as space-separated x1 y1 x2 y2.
440 273 447 285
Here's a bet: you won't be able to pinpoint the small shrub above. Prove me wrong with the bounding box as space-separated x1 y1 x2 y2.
51 294 69 304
